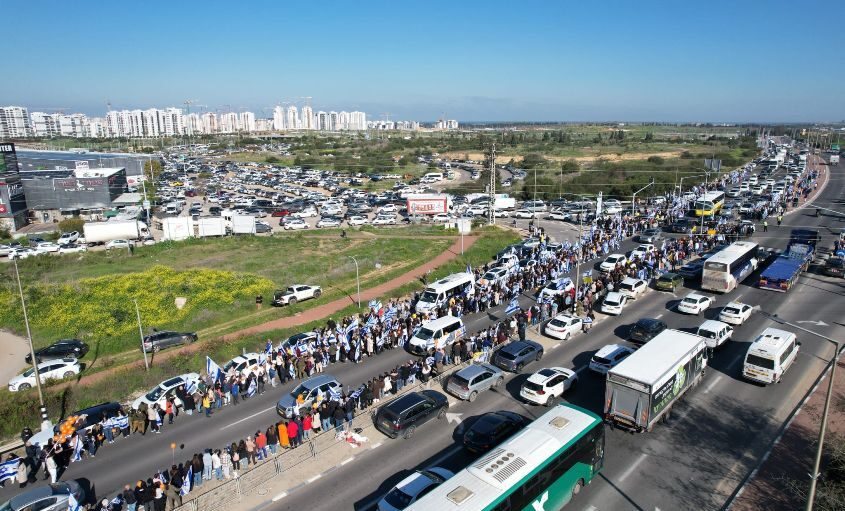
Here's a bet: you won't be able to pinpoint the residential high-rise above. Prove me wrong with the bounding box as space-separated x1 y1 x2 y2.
0 106 33 138
316 111 328 131
30 112 60 137
201 112 218 134
239 111 256 132
219 112 239 133
286 105 300 130
186 113 203 134
301 105 314 130
349 111 367 131
273 106 286 130
328 111 338 131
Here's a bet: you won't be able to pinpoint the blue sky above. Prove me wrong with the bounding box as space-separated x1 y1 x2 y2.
3 0 843 121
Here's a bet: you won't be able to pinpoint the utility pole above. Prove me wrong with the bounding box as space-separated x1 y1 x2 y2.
488 143 496 225
15 260 50 431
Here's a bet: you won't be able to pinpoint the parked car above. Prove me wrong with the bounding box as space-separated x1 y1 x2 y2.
589 344 635 374
372 215 397 225
519 367 578 406
446 363 504 401
57 243 87 254
601 291 628 315
600 253 627 273
512 209 536 219
373 390 449 439
8 247 37 259
617 277 647 299
277 374 342 418
823 257 845 278
677 259 705 280
283 218 308 230
628 318 668 345
347 215 369 226
131 372 200 410
677 293 714 315
629 244 654 261
0 481 86 511
543 313 582 341
461 411 529 454
57 231 80 245
377 467 455 511
655 272 684 292
105 239 133 250
25 339 89 364
316 217 342 228
8 358 81 392
255 220 272 233
33 242 61 254
719 301 754 325
491 340 544 373
142 330 198 352
477 267 509 289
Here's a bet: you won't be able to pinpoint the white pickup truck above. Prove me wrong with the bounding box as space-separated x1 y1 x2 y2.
272 285 322 306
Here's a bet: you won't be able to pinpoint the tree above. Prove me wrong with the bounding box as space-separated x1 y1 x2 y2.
58 218 84 234
647 156 665 165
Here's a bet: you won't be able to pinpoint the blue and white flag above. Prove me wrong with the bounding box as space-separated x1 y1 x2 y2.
345 319 358 340
366 314 377 327
206 356 221 382
72 435 84 461
67 493 83 511
181 465 192 496
368 299 382 312
186 378 198 395
295 339 309 355
326 332 337 344
247 378 257 397
104 415 129 430
288 364 295 379
328 386 341 401
265 340 273 355
505 297 521 315
0 458 19 483
466 263 472 274
384 306 397 320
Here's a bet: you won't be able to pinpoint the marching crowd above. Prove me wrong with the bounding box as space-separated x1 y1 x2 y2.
1 153 823 509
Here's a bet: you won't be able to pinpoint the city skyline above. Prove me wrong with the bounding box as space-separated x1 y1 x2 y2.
2 0 843 122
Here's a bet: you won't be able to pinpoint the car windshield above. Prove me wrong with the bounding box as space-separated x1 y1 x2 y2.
699 329 717 339
619 282 634 291
682 298 697 304
383 487 415 509
451 375 470 387
605 297 620 306
291 382 309 398
420 291 438 303
498 350 517 360
593 356 612 365
658 275 674 282
415 328 435 341
22 367 35 377
145 385 165 401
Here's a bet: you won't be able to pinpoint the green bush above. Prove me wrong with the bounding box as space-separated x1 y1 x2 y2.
58 218 84 234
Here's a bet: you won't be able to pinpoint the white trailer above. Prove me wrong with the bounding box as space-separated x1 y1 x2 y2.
162 217 193 241
831 155 840 165
197 217 226 237
83 220 149 244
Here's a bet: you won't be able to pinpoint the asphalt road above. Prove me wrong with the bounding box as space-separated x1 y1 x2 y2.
265 157 845 511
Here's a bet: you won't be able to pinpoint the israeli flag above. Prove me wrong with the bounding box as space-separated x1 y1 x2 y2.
206 356 222 383
186 378 198 395
106 415 129 430
67 493 82 511
247 378 257 397
345 319 358 338
181 465 192 496
328 386 341 401
368 299 382 312
376 334 385 347
366 314 377 327
557 278 572 290
384 306 397 320
288 364 295 379
0 458 19 483
466 263 472 274
326 332 337 344
295 340 309 355
505 297 521 315
265 340 273 355
258 352 267 365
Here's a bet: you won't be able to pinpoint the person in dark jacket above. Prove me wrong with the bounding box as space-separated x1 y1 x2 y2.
122 484 138 511
332 403 345 435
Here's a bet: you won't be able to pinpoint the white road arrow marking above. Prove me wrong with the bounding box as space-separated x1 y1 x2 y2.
797 320 829 326
446 412 463 424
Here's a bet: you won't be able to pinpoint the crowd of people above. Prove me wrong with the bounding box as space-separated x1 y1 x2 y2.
1 152 823 509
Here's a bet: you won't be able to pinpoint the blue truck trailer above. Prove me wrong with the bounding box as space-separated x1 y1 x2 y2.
758 229 819 292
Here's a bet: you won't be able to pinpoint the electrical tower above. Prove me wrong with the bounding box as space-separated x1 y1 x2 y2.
488 143 496 225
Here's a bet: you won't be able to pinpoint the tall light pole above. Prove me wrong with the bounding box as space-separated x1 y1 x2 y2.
759 310 841 511
14 260 50 431
134 299 149 371
631 179 655 218
348 256 360 308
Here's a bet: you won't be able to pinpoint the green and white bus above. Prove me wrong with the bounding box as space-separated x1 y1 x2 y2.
405 404 604 511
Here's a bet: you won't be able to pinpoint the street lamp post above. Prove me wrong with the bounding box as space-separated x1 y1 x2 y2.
760 311 842 511
348 256 361 308
134 299 149 371
631 179 655 218
14 260 51 431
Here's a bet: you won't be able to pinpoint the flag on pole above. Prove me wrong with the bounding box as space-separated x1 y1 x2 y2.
206 356 221 382
328 386 341 401
247 378 257 397
466 263 472 274
265 340 273 355
181 465 192 496
368 299 382 312
0 458 19 483
384 306 397 321
505 297 521 315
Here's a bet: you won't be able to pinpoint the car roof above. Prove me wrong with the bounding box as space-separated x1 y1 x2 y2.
455 364 495 379
699 319 729 330
605 291 623 300
724 301 747 308
527 367 572 383
620 277 641 285
595 344 630 357
9 483 73 507
298 374 338 389
384 392 427 413
501 340 538 354
685 293 706 299
636 318 663 327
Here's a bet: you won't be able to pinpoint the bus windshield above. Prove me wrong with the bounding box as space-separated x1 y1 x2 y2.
746 354 775 370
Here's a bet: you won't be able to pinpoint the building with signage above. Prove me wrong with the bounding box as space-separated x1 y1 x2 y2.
20 166 129 221
0 143 29 231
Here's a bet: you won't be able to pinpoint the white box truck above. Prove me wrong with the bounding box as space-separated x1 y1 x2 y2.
83 220 150 244
162 217 193 241
605 329 707 432
222 210 257 234
197 217 226 237
831 154 840 165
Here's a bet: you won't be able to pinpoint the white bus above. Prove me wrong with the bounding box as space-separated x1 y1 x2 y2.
405 404 604 511
701 241 759 293
415 273 475 314
742 328 799 384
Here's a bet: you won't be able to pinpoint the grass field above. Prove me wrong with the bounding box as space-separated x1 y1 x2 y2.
0 227 519 441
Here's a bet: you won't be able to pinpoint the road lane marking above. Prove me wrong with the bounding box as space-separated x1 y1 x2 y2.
271 491 288 502
221 406 275 430
618 452 648 483
704 375 721 394
307 474 322 483
655 313 664 319
370 442 382 450
340 456 355 466
550 343 560 350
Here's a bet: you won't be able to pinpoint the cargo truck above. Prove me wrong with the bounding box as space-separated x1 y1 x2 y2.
831 154 840 165
83 220 150 244
161 217 193 241
605 329 707 432
197 217 226 237
758 229 819 292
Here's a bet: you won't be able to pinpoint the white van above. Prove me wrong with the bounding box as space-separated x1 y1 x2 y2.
423 172 444 181
742 328 799 384
165 203 182 215
696 320 733 349
415 273 475 314
407 316 466 356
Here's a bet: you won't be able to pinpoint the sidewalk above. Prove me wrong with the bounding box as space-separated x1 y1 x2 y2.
731 357 845 511
223 235 478 339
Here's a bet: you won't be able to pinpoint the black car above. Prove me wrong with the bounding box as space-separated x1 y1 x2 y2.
142 331 198 352
373 390 449 439
668 219 694 234
823 257 844 278
25 339 89 364
629 318 668 345
462 411 529 454
677 259 706 280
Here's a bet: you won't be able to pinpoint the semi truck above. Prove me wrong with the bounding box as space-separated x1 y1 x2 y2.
161 217 193 241
605 329 707 432
197 217 226 237
221 210 257 234
83 220 150 244
758 229 819 292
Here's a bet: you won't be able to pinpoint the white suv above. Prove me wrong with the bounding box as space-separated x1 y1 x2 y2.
132 372 200 410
